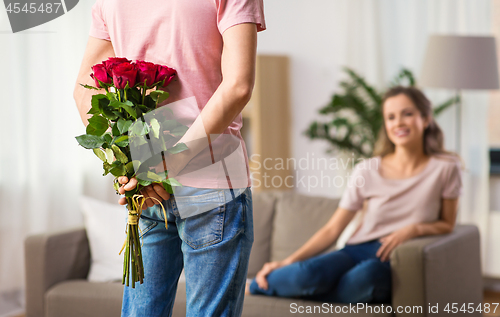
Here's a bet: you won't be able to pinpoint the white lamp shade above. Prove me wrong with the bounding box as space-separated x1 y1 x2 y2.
420 35 500 90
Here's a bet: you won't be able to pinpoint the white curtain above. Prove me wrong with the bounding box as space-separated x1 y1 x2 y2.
0 2 117 316
0 0 495 315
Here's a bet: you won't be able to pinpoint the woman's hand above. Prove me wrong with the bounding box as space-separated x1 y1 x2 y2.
376 224 418 262
117 176 170 209
255 260 289 290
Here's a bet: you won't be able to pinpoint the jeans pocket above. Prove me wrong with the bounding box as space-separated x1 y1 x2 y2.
139 216 158 239
178 204 225 249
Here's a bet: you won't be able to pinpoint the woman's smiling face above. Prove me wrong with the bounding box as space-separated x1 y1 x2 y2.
383 93 429 148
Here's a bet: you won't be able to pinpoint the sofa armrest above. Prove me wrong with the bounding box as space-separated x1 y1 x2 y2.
25 227 91 317
390 224 482 317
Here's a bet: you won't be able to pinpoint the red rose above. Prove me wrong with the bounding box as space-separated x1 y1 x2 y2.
90 63 111 88
135 61 158 88
112 63 138 89
155 65 176 87
103 57 131 76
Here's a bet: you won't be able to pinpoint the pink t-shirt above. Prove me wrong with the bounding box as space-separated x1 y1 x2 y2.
339 154 463 245
89 0 266 189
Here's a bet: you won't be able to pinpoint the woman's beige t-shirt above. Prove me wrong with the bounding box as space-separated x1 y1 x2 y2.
339 155 463 245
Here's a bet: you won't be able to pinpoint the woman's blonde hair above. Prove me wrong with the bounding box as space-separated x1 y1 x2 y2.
373 86 462 165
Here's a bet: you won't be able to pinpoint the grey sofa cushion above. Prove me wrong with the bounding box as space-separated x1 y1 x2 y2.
243 295 392 317
247 191 278 277
46 280 123 317
46 280 189 317
270 191 340 262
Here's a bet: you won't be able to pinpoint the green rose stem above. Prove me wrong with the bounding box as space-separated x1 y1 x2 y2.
142 85 146 105
121 195 145 288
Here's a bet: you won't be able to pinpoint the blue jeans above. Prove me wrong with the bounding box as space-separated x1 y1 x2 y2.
122 187 253 317
249 239 391 304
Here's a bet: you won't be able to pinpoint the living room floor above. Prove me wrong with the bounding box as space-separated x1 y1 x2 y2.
11 286 500 317
484 290 500 316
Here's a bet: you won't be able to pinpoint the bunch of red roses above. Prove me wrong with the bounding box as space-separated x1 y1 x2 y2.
90 57 176 90
77 57 185 288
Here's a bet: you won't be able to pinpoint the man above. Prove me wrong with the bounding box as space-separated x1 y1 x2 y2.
73 1 265 316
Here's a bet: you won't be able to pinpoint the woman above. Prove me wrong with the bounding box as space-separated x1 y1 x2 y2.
246 86 462 304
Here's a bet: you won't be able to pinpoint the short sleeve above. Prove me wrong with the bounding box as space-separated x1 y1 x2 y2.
89 0 110 41
442 161 462 199
216 0 266 35
339 164 366 212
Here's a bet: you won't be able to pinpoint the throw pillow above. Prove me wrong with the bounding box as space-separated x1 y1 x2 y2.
80 196 127 282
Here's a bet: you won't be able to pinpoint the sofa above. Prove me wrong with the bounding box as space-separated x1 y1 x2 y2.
25 190 483 317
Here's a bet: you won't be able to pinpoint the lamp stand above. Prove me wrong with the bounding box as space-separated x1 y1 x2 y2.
456 90 462 155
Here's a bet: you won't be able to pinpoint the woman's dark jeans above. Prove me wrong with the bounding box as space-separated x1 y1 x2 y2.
249 239 392 304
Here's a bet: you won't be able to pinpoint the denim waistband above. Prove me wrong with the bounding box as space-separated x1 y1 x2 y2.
171 187 248 219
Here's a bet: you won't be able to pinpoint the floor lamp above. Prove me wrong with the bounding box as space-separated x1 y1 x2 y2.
420 35 499 154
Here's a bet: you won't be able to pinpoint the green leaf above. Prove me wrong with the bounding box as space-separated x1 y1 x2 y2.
111 123 121 136
109 100 137 119
135 107 144 119
109 163 126 177
147 171 163 182
167 142 188 154
150 118 160 138
86 124 99 136
105 148 114 164
109 99 121 109
121 104 137 119
165 178 182 187
137 178 152 186
87 115 109 136
130 135 148 146
112 144 129 163
117 118 133 134
162 182 173 194
433 95 460 117
80 83 99 90
136 171 163 183
103 133 113 145
162 120 177 131
91 94 105 113
93 148 106 162
87 107 99 115
391 68 416 87
106 92 117 101
149 90 170 104
100 106 119 121
113 135 129 147
128 87 142 103
171 125 188 137
132 160 141 171
102 162 112 176
125 161 136 174
131 121 149 136
91 94 109 112
76 135 105 149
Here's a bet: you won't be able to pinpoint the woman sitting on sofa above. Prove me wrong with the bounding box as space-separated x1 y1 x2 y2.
246 85 463 304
